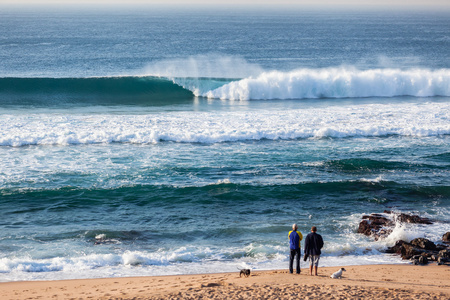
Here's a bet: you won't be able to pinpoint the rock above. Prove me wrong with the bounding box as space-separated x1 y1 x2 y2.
358 212 432 240
385 240 407 254
396 213 433 224
400 243 424 260
357 220 373 236
439 249 450 258
437 256 448 265
357 214 393 239
418 255 428 265
436 244 447 251
411 254 429 265
357 212 450 263
443 232 450 242
410 238 436 251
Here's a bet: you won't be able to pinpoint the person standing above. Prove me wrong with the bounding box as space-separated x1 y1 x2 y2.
288 223 303 274
304 226 324 276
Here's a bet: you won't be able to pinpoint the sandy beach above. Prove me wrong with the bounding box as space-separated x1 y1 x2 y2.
1 264 448 299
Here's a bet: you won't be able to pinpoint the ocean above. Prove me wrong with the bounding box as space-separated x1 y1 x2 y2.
0 7 449 281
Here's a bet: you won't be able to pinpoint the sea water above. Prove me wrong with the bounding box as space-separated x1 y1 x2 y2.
0 7 449 281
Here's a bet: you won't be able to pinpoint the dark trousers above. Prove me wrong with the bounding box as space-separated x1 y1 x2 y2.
289 248 301 274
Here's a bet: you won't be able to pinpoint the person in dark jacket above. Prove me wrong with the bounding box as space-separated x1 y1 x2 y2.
288 223 303 274
304 226 324 276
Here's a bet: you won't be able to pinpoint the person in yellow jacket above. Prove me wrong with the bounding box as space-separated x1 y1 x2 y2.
288 223 303 274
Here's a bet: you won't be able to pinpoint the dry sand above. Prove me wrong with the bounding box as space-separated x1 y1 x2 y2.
1 264 449 299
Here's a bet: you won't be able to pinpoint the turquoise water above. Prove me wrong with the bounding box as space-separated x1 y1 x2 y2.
0 8 449 281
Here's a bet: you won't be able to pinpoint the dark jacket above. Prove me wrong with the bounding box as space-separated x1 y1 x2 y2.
304 232 324 256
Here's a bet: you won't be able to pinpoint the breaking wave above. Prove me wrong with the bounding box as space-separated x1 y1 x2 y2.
203 68 450 100
1 67 449 106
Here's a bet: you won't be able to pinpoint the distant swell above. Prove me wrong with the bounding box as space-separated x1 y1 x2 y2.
204 68 450 100
0 76 194 106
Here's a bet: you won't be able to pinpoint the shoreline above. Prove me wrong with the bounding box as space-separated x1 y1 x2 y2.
1 264 449 299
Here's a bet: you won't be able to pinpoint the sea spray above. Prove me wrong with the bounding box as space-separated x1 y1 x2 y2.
143 54 264 79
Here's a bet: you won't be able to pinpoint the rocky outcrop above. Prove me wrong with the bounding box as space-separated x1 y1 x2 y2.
394 212 433 224
386 238 450 265
357 211 431 240
410 237 437 251
358 212 449 265
393 238 436 259
443 232 450 243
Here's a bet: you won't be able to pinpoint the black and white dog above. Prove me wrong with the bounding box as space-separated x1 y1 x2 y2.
330 268 346 279
239 268 251 277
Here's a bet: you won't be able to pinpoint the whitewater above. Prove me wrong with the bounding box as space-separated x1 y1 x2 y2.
1 100 450 147
201 68 450 100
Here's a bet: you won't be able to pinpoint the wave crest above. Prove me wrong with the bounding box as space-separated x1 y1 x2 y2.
204 68 450 100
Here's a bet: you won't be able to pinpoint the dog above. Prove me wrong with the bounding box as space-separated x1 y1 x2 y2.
330 268 346 279
239 268 251 278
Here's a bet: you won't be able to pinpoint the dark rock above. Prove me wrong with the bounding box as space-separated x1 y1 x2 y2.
443 232 450 242
357 220 373 236
410 238 436 250
358 212 432 241
401 243 424 260
439 249 450 258
418 255 428 265
386 240 408 254
357 212 450 263
437 257 448 265
396 213 433 224
357 214 394 239
436 244 447 251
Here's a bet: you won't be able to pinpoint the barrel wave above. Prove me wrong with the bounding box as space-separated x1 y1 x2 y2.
0 76 195 106
2 68 450 106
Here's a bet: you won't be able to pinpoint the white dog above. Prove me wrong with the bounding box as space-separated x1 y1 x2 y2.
330 268 346 279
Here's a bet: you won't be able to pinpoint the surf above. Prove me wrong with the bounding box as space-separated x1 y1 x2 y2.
203 67 450 100
1 99 449 147
2 67 449 107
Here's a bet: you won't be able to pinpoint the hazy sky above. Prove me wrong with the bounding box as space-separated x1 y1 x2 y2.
1 0 449 7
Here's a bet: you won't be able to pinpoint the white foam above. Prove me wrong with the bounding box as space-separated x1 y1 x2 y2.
0 100 449 147
204 68 450 100
0 242 404 282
